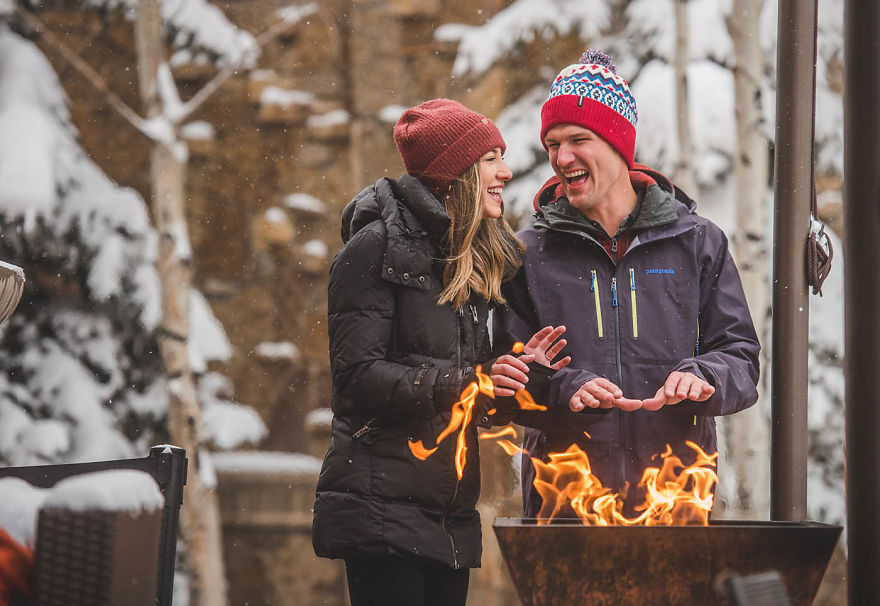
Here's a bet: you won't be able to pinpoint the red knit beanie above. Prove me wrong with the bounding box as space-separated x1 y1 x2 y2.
541 50 638 167
393 99 506 194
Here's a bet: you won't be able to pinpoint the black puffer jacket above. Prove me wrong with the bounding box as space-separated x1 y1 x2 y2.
312 175 493 569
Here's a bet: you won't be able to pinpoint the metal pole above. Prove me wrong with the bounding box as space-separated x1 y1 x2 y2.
844 0 880 602
770 0 817 522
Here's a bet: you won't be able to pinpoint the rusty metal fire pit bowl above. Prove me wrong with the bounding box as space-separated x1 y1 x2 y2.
493 518 841 606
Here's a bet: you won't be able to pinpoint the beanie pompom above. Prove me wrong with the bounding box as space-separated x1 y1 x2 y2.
579 49 616 73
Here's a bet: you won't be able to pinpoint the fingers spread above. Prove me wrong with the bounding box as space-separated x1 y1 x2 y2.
550 355 571 370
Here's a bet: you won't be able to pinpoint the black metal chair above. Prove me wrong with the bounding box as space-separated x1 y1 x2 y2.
0 445 187 606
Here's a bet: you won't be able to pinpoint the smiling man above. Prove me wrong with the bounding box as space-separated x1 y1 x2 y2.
491 51 761 517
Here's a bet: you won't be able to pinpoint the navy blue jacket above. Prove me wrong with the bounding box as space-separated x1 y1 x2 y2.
493 165 760 516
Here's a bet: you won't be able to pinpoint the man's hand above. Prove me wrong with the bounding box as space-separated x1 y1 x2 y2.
523 325 571 370
640 371 715 411
569 378 643 412
491 326 570 397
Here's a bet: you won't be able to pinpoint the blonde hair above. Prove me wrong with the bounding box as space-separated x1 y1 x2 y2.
437 162 524 309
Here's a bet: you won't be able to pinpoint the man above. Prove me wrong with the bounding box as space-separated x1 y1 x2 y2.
491 50 760 517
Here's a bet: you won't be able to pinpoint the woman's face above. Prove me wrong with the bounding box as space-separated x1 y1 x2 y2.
479 147 512 220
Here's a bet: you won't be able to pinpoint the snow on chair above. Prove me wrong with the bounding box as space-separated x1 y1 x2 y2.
0 445 187 606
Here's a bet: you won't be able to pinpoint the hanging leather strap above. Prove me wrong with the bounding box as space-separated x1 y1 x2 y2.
806 0 834 295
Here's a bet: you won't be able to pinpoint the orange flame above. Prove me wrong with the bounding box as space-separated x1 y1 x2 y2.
495 439 527 457
479 426 518 441
512 341 525 354
532 441 718 526
515 389 547 411
407 440 438 460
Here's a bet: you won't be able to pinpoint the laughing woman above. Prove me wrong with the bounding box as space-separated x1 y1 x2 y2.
312 99 532 606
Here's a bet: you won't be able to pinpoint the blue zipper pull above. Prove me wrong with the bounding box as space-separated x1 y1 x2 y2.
611 277 618 307
590 270 596 292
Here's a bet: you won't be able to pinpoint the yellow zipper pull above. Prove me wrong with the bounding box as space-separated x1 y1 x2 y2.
629 268 638 339
591 270 603 338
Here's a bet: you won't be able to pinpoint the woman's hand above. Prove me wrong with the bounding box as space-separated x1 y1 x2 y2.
491 353 535 397
523 325 571 370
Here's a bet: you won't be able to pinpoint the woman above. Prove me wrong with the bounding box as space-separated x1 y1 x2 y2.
312 99 558 606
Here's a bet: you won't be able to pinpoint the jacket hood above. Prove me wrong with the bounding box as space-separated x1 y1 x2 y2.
340 175 452 247
531 164 698 238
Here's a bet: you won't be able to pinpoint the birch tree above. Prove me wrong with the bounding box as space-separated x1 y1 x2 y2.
725 0 771 518
673 0 698 196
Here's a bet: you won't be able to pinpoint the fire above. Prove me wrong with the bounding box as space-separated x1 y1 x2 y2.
515 389 547 411
533 441 717 526
408 440 437 460
479 426 518 441
406 360 718 526
407 365 495 480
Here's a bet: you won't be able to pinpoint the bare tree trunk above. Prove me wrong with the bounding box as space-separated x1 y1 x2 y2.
136 1 228 603
724 0 771 519
673 0 698 196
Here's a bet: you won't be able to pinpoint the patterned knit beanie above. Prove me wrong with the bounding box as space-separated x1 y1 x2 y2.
541 50 638 167
393 99 506 195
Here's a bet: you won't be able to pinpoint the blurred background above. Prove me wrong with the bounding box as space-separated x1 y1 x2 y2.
0 0 846 604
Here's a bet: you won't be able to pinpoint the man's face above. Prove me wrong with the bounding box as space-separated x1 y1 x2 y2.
544 124 628 217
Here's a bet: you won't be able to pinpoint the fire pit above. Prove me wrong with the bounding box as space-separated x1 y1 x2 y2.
493 518 841 605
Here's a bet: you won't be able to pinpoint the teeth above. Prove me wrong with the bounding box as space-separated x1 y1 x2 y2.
488 187 503 195
564 170 587 180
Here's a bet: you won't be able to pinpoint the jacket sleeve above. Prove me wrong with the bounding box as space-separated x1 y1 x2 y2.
493 268 610 431
328 226 453 421
672 227 761 416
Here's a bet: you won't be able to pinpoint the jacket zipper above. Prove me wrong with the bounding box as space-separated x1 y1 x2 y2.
443 306 466 568
629 268 638 339
590 270 604 338
611 276 626 487
352 417 378 439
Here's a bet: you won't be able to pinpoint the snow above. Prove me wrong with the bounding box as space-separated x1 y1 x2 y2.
302 239 329 259
264 206 287 224
283 192 327 214
307 109 350 128
181 120 216 141
169 220 194 262
275 2 318 26
189 290 233 373
254 341 301 361
450 0 610 77
0 478 47 547
0 260 25 282
199 372 267 450
141 115 176 145
43 470 165 513
304 407 333 430
260 86 313 109
157 62 185 124
433 23 474 43
211 451 323 476
88 0 259 69
0 471 163 547
0 104 56 220
378 104 407 124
